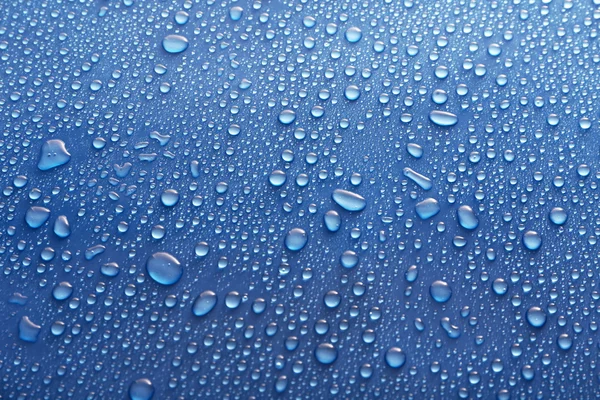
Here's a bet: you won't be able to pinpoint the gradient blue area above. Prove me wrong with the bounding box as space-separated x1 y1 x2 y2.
1 0 599 398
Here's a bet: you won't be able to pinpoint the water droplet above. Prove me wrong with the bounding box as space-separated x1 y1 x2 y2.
128 378 155 400
146 252 183 285
278 109 296 125
340 250 358 269
429 110 458 127
385 347 406 368
192 290 218 317
403 168 433 191
18 316 41 343
25 206 51 229
457 205 478 230
549 207 567 225
38 139 71 171
53 215 70 238
162 35 188 54
523 231 542 251
344 27 362 43
344 85 361 101
285 228 308 251
324 210 341 232
314 343 337 364
52 281 73 301
406 143 424 159
430 280 452 303
332 189 366 211
161 189 180 207
415 198 440 220
526 306 547 328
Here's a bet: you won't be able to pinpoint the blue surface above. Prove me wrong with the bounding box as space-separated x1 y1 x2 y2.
1 0 599 398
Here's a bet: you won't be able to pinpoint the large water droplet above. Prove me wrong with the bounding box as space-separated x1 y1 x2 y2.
457 205 478 230
128 378 155 400
385 347 406 368
192 290 218 317
18 316 41 343
549 207 567 225
285 228 308 251
314 343 337 364
415 198 440 220
162 35 189 54
332 189 366 211
429 110 458 127
403 168 433 191
522 231 542 250
146 252 183 285
430 280 452 303
278 109 296 125
526 306 547 328
53 215 71 238
25 206 51 229
344 27 362 43
38 139 71 171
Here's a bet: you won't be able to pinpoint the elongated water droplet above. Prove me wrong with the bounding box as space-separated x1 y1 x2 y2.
429 110 458 126
403 168 433 191
332 189 366 211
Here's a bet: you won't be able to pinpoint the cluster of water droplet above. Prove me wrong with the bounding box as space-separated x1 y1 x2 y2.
1 0 600 398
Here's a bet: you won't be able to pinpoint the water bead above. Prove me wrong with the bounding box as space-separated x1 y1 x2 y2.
332 189 366 211
128 378 155 400
229 6 244 21
429 110 458 127
526 306 547 328
278 109 296 124
344 27 362 43
549 207 567 225
323 210 341 232
269 170 287 187
25 206 51 229
406 143 424 159
522 231 542 250
285 228 308 251
38 139 71 171
162 35 189 54
52 281 73 301
146 252 183 285
18 316 41 343
161 189 180 207
192 291 218 317
415 198 440 220
384 347 406 368
340 250 359 269
457 205 478 230
314 343 337 364
430 280 452 303
344 85 361 101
